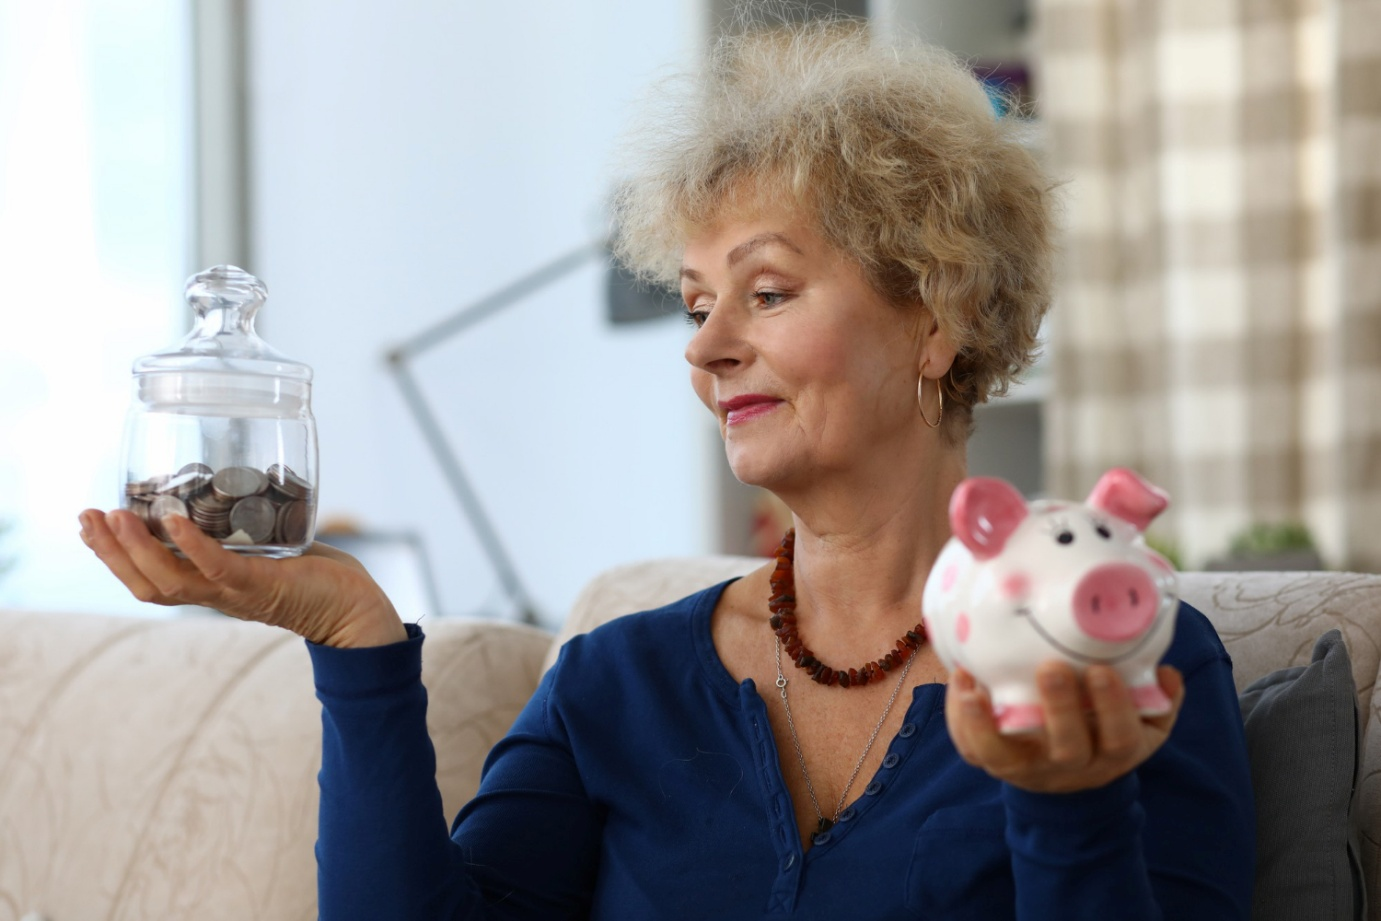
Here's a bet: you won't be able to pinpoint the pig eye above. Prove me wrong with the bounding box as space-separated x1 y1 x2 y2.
1095 523 1113 540
1056 531 1075 545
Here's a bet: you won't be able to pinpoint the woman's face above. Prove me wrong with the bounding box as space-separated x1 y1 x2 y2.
681 206 950 493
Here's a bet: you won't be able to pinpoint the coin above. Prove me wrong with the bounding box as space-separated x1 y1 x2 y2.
159 471 213 500
146 495 189 540
148 495 189 520
229 496 276 544
275 500 311 544
212 466 268 501
267 463 311 501
125 474 168 498
123 462 314 549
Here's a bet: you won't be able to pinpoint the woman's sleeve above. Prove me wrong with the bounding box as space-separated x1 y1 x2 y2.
309 625 603 921
1001 614 1256 921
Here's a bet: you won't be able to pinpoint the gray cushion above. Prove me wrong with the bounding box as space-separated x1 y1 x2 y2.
1239 630 1366 920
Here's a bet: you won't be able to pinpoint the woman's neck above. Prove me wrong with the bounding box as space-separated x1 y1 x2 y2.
775 444 966 659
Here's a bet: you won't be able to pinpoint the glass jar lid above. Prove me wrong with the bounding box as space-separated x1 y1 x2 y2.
132 265 313 412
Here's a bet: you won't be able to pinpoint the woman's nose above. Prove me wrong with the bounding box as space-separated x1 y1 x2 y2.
684 308 747 373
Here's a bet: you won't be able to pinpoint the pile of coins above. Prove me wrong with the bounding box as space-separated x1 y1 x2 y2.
125 462 315 547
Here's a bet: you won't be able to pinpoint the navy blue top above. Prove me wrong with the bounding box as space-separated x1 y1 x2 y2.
309 579 1255 920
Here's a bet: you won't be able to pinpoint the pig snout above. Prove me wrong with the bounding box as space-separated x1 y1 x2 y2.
1072 563 1158 643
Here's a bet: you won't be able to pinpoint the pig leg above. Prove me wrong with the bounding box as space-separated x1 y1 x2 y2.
989 686 1045 734
1126 669 1172 715
993 703 1045 734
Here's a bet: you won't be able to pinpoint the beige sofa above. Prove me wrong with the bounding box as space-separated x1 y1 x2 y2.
1 562 1378 920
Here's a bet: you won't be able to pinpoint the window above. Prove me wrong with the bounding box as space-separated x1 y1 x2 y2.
0 1 193 614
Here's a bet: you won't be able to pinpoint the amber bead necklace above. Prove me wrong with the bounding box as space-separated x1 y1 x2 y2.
768 529 927 688
768 529 926 838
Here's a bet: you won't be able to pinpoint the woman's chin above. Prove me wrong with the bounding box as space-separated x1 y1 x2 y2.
725 455 795 492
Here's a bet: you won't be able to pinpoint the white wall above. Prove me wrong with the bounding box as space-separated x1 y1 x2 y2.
246 1 711 627
872 0 1028 61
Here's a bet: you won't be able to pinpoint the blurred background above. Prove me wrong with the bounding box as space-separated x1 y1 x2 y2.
1 0 1376 627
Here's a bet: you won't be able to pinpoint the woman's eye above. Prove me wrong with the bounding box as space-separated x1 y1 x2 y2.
683 308 708 328
755 290 787 307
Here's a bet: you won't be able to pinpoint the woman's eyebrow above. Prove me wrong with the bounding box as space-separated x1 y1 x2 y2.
726 232 802 266
679 232 804 281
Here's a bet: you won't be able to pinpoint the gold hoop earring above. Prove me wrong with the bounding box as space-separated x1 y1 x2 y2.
918 374 943 428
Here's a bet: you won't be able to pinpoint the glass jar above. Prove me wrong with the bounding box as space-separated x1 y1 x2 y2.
119 265 317 558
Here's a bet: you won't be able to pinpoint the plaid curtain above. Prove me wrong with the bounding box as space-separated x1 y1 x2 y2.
1037 0 1381 570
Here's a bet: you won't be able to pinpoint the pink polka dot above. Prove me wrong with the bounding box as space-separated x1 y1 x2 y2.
956 611 971 644
941 564 959 592
1001 572 1031 599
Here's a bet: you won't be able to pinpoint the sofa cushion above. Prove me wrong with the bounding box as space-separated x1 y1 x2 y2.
1239 630 1365 921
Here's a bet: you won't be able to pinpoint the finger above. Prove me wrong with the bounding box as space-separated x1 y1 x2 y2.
107 509 210 603
1037 661 1094 767
79 510 167 604
164 514 257 592
1142 666 1185 736
945 668 1013 767
1086 666 1143 761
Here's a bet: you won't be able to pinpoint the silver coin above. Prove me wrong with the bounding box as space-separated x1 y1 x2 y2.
275 500 311 545
159 471 212 499
212 466 268 501
267 463 312 501
229 496 276 544
148 495 188 520
125 474 168 497
147 495 189 540
178 462 214 477
189 490 235 512
193 518 231 540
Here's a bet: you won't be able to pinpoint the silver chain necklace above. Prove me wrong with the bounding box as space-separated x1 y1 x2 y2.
774 632 917 839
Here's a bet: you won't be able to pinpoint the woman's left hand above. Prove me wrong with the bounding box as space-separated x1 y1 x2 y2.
944 662 1185 794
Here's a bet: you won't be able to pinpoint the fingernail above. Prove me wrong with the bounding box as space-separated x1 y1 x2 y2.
1089 668 1112 691
1040 670 1069 693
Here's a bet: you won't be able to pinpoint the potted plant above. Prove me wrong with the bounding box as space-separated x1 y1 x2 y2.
1206 522 1324 571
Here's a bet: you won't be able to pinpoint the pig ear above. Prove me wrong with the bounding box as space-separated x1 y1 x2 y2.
1086 468 1169 533
950 477 1028 561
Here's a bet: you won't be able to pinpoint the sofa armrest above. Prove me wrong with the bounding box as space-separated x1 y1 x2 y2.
0 609 553 921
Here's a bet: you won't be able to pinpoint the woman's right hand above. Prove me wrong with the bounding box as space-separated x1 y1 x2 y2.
77 508 408 648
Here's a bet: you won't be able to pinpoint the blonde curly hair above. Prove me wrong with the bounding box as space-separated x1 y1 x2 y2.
610 16 1055 439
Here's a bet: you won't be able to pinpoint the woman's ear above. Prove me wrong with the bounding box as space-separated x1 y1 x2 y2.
915 309 958 379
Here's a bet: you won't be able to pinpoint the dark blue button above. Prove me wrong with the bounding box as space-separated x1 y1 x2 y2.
898 723 916 738
813 831 833 845
865 780 883 796
838 806 857 822
883 753 900 769
783 853 795 870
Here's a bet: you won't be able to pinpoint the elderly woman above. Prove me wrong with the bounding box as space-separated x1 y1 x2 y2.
77 18 1254 920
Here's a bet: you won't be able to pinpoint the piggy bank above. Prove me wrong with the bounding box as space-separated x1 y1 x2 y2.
922 468 1179 734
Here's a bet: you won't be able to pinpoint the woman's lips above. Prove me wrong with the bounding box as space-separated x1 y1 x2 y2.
720 396 782 426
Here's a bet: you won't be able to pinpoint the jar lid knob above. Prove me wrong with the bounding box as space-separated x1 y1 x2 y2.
184 265 267 319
